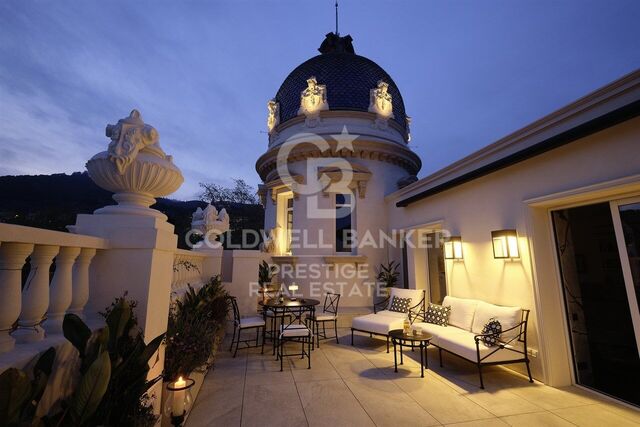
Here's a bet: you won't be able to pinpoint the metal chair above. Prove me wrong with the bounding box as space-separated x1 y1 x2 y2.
277 306 312 371
305 293 340 348
229 296 265 357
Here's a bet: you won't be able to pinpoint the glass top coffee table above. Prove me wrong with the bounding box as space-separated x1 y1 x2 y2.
389 329 433 378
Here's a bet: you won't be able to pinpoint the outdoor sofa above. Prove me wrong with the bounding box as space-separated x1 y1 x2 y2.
350 288 426 352
412 295 533 388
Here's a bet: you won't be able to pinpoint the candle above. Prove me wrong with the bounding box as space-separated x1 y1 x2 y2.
172 376 187 416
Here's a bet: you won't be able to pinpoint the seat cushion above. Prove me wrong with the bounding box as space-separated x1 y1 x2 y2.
443 296 478 330
437 329 524 363
375 310 408 319
471 301 522 339
280 325 311 338
311 313 337 321
240 316 265 328
352 313 405 335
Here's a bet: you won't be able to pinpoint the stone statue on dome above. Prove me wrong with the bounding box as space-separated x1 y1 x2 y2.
298 76 329 127
267 99 280 134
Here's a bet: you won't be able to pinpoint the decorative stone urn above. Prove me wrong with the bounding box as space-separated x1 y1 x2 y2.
86 110 183 218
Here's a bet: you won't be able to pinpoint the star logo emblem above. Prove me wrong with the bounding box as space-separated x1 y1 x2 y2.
331 126 358 153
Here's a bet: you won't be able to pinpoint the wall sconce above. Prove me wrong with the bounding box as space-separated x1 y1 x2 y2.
444 236 463 260
288 282 299 301
491 230 520 259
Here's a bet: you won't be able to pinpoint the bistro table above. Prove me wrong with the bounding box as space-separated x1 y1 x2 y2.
259 297 320 355
389 329 433 378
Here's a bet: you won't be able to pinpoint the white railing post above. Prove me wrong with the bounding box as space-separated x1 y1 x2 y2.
68 247 97 317
46 246 81 334
0 242 34 352
14 244 58 343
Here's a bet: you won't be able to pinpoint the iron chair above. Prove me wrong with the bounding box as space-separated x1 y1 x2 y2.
277 306 312 371
229 296 265 358
305 293 341 348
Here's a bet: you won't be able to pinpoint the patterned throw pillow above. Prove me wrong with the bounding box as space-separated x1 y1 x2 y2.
425 303 451 326
389 296 412 313
481 318 502 347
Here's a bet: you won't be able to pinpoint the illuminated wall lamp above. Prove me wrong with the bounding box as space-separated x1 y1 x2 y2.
444 236 463 260
491 229 520 259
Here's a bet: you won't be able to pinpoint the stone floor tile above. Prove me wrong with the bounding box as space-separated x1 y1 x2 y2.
501 411 576 426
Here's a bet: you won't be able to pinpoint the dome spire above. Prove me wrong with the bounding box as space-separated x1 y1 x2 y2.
335 0 339 35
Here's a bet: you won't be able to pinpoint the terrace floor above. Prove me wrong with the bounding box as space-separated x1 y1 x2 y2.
187 328 640 427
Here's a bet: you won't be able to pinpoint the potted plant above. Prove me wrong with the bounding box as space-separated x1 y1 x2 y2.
376 261 400 297
258 260 277 304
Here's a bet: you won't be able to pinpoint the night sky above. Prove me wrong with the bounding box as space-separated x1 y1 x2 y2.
1 1 639 199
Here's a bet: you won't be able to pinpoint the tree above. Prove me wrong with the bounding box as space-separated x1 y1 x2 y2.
198 178 259 205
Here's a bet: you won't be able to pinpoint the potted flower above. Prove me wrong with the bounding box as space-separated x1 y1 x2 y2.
376 261 400 297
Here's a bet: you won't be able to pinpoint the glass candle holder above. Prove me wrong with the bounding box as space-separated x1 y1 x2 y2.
164 376 195 426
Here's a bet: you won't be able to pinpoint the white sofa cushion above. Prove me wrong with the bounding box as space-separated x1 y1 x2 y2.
352 313 405 335
443 296 478 330
471 301 522 339
437 329 524 363
388 288 424 310
375 310 408 319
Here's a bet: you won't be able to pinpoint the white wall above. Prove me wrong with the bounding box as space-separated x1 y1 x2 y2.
386 116 640 384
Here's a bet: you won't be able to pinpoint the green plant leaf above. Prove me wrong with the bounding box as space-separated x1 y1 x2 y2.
21 347 56 420
69 351 111 426
0 368 32 425
105 299 131 352
82 327 109 375
63 314 91 359
139 333 165 366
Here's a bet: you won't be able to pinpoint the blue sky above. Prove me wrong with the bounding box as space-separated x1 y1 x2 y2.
1 1 639 200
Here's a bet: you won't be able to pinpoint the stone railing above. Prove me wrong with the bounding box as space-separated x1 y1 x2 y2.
0 223 108 354
172 249 207 295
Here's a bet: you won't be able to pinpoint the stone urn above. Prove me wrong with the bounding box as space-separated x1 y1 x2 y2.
86 110 183 218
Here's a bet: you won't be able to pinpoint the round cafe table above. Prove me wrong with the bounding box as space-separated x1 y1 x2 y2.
389 329 432 378
259 297 320 355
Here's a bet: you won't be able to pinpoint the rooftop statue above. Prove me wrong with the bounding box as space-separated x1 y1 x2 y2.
298 77 329 127
191 204 230 237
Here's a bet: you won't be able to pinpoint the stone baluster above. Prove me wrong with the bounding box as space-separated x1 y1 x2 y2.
0 242 34 352
68 248 97 318
46 247 81 334
13 245 59 343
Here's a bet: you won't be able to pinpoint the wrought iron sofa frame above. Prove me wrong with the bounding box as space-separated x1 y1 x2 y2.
431 308 533 389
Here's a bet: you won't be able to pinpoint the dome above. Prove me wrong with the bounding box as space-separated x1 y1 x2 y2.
274 33 407 131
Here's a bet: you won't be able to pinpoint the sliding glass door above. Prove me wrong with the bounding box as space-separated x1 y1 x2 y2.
552 199 640 406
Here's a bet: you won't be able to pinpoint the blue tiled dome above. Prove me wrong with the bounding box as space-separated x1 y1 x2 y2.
274 35 407 130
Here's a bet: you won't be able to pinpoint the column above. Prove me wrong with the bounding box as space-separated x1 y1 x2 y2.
68 247 97 317
46 246 81 334
14 244 58 343
0 242 34 352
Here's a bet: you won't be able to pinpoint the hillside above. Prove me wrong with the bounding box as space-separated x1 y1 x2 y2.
0 172 264 249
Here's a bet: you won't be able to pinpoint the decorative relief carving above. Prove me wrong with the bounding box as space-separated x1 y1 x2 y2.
105 109 171 175
406 116 412 142
368 80 394 130
298 76 328 127
267 99 280 134
191 204 230 237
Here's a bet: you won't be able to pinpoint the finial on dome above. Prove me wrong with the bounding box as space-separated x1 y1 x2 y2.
318 32 354 54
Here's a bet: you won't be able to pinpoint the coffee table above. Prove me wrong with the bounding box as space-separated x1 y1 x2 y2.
389 329 432 378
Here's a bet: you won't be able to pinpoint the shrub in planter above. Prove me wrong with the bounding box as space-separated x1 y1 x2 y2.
0 347 55 426
164 275 229 381
54 296 164 427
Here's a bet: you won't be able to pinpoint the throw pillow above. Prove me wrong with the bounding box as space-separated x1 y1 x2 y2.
481 318 502 347
425 303 451 326
389 296 412 313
